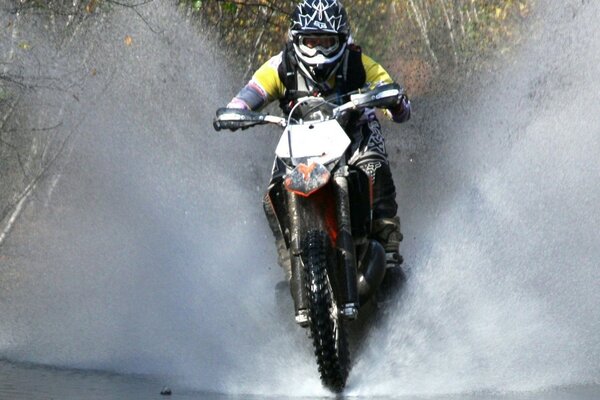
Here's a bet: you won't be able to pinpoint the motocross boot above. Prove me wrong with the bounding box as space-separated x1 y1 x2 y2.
372 216 404 268
372 216 405 306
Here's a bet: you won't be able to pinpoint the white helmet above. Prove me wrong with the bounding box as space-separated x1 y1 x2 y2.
289 0 350 83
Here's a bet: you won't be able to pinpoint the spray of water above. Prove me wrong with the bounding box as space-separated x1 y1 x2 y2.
349 0 600 395
0 4 325 396
0 0 598 397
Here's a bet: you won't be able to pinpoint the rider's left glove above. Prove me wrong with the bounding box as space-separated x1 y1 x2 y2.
386 94 411 123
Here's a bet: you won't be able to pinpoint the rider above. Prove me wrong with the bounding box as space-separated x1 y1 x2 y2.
220 0 410 300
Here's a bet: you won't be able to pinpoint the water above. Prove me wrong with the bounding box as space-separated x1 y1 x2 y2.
1 360 598 400
0 0 598 398
348 1 600 395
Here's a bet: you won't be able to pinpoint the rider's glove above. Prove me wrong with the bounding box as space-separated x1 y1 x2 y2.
214 100 253 132
386 94 411 123
213 118 240 132
213 107 251 132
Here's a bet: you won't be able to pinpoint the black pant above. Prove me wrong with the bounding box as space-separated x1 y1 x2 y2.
347 114 398 220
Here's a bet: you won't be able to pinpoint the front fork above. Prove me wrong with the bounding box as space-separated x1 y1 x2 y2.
333 168 359 318
287 167 359 317
287 191 308 316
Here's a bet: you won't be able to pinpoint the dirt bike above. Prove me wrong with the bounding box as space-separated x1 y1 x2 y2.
213 83 404 391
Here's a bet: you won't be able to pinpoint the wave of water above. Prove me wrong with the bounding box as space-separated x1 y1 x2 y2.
0 0 598 398
349 1 600 396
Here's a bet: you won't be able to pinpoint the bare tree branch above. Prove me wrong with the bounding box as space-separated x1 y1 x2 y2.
103 0 162 34
210 0 291 16
243 8 274 79
439 0 458 65
0 178 35 248
0 73 31 89
0 127 74 248
105 0 156 7
406 0 440 72
1 122 63 134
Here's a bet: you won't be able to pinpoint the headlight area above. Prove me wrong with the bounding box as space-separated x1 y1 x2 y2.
284 163 331 197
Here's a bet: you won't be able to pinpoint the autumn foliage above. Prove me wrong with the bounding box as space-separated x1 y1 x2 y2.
181 0 532 95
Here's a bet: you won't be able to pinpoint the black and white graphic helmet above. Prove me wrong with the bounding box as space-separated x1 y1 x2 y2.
289 0 350 83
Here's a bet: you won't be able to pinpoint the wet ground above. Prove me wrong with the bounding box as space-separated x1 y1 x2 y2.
0 360 227 400
1 360 599 400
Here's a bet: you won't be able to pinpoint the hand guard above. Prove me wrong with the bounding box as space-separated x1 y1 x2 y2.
374 82 409 110
213 107 251 132
386 93 411 123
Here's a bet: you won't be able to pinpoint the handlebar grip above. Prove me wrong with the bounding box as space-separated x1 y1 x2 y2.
213 117 243 132
213 118 222 132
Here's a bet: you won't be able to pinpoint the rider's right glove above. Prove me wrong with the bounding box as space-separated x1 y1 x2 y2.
213 107 253 132
213 118 240 132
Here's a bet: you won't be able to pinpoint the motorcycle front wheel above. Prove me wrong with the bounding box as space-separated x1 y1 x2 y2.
302 229 350 392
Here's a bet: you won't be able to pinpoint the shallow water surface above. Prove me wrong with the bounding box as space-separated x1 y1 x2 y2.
1 361 599 400
0 360 220 400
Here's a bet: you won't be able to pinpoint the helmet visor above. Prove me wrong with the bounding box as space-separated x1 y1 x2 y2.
298 34 340 57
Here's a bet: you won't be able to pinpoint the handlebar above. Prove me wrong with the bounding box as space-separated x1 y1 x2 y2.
338 83 406 114
213 108 286 131
213 83 405 132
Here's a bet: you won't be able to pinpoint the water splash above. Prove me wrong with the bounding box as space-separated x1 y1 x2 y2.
0 0 598 398
0 3 326 397
349 0 600 395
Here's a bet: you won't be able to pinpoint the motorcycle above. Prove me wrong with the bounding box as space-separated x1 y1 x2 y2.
213 83 404 391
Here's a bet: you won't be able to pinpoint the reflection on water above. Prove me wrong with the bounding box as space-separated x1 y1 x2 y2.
0 360 598 400
0 360 214 400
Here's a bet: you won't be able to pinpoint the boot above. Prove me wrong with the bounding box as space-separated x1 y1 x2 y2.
371 216 404 268
372 216 405 306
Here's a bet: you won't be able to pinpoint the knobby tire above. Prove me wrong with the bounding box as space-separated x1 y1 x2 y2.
303 230 350 392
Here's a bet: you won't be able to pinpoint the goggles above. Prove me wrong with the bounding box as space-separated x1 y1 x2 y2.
298 35 340 56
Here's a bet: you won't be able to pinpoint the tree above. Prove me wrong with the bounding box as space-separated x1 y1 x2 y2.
181 0 532 93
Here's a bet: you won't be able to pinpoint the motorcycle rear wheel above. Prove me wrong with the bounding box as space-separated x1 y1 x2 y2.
303 230 350 392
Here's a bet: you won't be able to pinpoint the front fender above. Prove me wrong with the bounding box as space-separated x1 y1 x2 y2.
284 162 331 197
